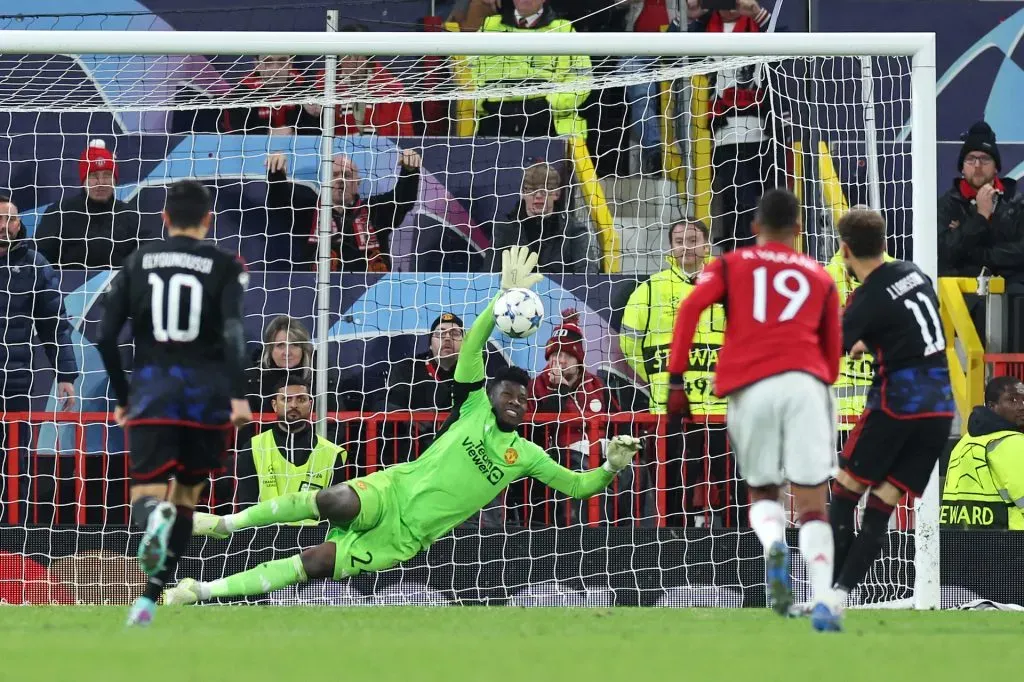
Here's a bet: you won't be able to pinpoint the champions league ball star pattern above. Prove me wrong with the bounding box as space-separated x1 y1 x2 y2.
493 288 545 339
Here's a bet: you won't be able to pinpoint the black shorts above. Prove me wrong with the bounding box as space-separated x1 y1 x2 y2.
840 409 953 497
127 423 231 484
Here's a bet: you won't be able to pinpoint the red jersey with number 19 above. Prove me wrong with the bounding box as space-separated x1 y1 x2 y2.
667 242 842 397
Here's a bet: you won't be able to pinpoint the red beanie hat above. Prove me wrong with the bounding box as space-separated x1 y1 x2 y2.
545 309 585 365
79 139 118 184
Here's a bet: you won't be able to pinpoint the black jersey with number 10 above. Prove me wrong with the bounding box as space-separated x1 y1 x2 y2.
96 236 249 426
842 260 954 417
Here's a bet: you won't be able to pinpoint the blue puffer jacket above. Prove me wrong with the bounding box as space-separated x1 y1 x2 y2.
0 236 78 397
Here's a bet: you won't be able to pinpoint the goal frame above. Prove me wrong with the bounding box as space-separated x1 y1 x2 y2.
1 29 939 609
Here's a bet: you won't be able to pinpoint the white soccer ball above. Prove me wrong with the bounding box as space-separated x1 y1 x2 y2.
493 288 545 339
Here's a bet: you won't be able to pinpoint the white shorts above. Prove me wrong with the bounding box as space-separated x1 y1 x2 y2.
726 372 836 488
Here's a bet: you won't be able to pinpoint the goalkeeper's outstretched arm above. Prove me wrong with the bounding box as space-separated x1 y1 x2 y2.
454 246 543 385
524 436 640 499
454 294 497 386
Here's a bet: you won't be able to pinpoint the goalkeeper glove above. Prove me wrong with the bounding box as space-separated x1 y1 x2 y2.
603 435 640 473
500 246 543 291
666 373 691 420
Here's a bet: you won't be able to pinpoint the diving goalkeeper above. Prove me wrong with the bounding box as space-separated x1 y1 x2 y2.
164 247 639 605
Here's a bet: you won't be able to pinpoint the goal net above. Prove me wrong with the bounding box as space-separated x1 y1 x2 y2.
0 27 938 608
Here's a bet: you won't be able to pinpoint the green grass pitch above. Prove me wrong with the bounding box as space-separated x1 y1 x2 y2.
2 607 1021 681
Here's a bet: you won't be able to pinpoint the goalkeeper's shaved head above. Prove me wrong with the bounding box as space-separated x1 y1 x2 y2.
488 366 530 430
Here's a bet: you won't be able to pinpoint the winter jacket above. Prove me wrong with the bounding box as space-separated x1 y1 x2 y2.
490 202 598 274
937 176 1024 279
219 71 320 135
386 351 457 411
316 64 414 138
472 7 592 138
35 194 144 269
0 237 78 396
245 364 339 414
266 165 419 272
527 369 620 462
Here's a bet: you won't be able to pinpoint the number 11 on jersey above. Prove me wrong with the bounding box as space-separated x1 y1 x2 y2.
904 293 944 356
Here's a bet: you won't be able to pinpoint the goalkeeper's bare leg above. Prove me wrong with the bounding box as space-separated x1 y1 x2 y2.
166 484 360 604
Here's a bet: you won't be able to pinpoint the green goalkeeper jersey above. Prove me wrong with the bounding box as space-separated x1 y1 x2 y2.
381 293 614 544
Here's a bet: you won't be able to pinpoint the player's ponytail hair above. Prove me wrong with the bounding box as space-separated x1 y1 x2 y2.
261 315 313 370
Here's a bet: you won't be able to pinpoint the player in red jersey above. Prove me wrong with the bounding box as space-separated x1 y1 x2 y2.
666 189 843 632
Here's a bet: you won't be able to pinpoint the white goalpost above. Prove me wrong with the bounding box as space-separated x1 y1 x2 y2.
0 28 938 609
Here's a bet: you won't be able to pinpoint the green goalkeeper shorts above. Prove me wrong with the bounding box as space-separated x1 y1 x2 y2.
325 471 423 580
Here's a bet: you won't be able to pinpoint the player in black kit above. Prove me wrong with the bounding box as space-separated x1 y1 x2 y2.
96 180 252 626
829 208 954 612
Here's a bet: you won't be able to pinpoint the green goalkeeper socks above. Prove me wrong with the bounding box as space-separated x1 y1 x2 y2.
224 490 320 531
205 555 308 599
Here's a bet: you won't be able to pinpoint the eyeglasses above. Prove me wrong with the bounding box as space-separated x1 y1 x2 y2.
964 154 994 166
432 328 464 339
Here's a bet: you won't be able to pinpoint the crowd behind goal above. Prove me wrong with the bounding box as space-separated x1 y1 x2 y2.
2 0 1024 615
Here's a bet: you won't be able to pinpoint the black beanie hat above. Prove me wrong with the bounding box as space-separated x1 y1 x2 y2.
958 121 1001 172
430 312 464 333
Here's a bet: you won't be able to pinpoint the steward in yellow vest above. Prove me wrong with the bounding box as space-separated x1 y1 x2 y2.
621 221 726 415
942 377 1024 530
471 5 592 138
825 249 895 431
238 376 348 517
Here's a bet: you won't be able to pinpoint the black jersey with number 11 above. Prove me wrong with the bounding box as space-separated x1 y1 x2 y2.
96 235 249 427
842 260 954 418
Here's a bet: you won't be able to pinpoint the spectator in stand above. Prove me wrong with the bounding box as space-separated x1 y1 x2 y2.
382 312 465 471
264 149 421 271
621 0 679 176
0 195 77 418
247 314 351 416
387 312 464 411
447 0 501 31
490 162 597 274
35 140 148 269
302 24 414 138
938 121 1024 285
621 220 743 526
688 0 777 252
247 315 315 415
233 373 348 509
528 310 624 524
220 55 319 135
941 376 1024 530
471 0 592 138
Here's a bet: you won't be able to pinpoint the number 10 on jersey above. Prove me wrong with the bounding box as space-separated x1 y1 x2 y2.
149 272 203 342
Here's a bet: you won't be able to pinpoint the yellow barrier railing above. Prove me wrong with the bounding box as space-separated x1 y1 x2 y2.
450 58 476 138
689 74 713 228
444 23 476 138
817 140 849 228
939 276 1005 422
660 80 686 191
568 135 620 273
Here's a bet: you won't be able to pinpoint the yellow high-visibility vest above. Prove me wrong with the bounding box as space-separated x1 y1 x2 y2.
942 425 1024 530
621 259 726 415
472 15 592 138
251 429 346 525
